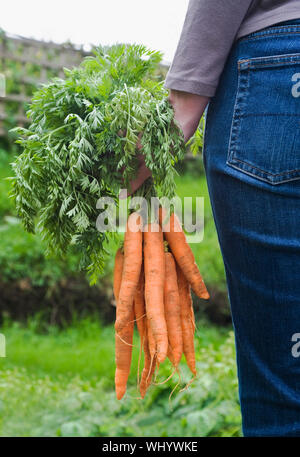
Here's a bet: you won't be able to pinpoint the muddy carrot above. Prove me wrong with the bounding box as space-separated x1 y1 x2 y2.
144 222 168 363
164 252 183 367
177 264 197 376
115 212 142 333
114 248 135 400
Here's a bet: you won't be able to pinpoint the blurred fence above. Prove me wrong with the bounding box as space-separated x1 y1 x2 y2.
0 31 90 136
0 31 170 139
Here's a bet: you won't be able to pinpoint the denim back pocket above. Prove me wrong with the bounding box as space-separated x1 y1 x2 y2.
227 53 300 185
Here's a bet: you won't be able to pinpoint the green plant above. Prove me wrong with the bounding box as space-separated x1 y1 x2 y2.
0 317 241 437
186 116 205 157
10 44 186 284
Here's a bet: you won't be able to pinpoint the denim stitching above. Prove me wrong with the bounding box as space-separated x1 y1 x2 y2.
228 62 250 164
228 163 300 185
242 113 300 117
239 54 300 69
230 157 300 177
227 62 243 166
248 60 300 69
240 30 300 42
238 27 300 44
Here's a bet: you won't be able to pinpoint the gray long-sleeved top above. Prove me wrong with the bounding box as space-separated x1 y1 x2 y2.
164 0 300 97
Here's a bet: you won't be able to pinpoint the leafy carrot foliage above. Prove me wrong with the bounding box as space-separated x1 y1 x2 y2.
9 44 185 283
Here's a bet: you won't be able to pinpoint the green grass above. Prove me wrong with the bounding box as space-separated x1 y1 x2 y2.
2 318 133 384
0 317 241 437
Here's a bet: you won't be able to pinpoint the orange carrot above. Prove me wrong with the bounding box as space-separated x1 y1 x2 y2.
139 323 157 398
133 267 146 344
115 212 142 333
113 248 134 400
147 317 156 361
177 264 197 376
113 247 124 302
164 252 182 367
190 304 196 332
133 267 146 386
144 222 168 363
115 310 134 400
159 208 209 300
167 347 175 366
139 341 151 398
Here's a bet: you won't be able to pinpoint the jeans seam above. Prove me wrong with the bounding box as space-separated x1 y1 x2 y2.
229 157 300 177
241 113 300 117
238 29 300 43
227 163 300 185
227 62 249 165
239 59 300 69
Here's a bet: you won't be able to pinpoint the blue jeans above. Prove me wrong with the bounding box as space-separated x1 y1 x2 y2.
203 19 300 437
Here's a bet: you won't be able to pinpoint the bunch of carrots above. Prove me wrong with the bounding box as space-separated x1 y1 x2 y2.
113 207 209 400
